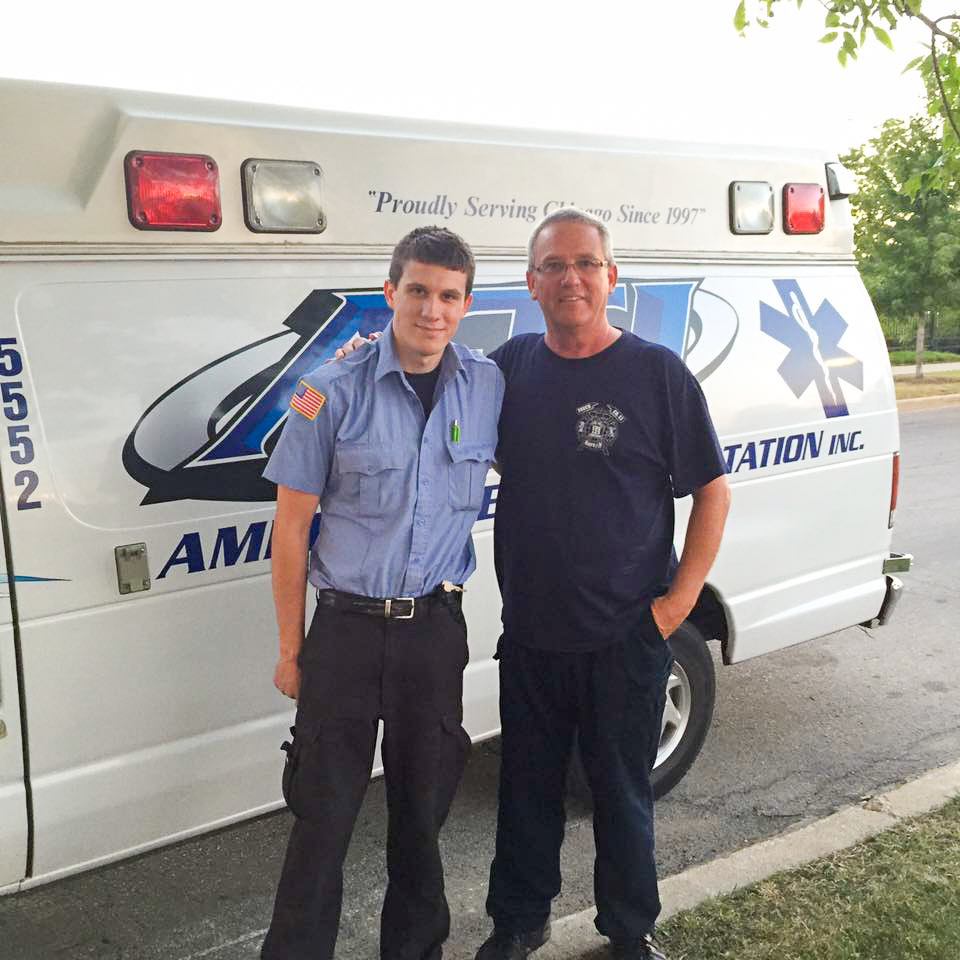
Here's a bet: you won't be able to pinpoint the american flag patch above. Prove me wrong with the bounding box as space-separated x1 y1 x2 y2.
290 380 326 420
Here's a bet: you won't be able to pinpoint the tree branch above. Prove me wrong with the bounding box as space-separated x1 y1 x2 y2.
929 36 960 141
880 3 960 49
913 11 960 50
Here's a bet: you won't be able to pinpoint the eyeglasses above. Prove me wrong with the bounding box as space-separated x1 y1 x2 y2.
533 257 609 276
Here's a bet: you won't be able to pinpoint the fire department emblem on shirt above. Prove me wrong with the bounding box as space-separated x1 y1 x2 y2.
575 402 625 455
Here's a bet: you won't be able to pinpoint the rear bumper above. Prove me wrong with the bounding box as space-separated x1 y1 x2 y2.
861 553 912 628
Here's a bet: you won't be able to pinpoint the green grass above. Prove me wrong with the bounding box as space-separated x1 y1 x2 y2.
657 796 960 960
888 350 960 365
894 370 960 399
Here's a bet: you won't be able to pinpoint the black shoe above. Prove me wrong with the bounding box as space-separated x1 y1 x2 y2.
474 922 551 960
609 932 670 960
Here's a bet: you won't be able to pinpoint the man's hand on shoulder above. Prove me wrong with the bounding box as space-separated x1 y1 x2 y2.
332 330 381 361
274 655 301 699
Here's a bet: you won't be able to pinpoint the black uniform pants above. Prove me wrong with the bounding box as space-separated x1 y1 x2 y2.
485 608 672 942
261 595 471 960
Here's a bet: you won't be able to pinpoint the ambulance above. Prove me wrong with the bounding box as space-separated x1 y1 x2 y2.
0 78 910 891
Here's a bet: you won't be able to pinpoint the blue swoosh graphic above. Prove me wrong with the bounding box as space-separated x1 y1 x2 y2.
0 575 69 584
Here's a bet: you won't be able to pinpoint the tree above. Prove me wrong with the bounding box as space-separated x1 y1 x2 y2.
735 2 960 190
841 115 960 341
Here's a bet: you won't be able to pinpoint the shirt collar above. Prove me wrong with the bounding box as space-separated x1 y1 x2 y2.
374 320 467 384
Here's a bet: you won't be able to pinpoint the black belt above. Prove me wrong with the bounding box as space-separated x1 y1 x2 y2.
317 585 461 620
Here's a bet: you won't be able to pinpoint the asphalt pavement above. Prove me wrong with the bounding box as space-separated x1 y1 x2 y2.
1 405 958 960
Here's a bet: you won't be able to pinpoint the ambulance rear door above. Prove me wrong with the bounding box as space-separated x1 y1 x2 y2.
0 451 30 889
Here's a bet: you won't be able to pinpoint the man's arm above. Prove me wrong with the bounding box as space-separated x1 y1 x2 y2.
272 484 321 699
651 474 731 639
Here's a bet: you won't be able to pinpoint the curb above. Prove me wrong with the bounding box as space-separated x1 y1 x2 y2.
535 760 960 959
897 393 960 410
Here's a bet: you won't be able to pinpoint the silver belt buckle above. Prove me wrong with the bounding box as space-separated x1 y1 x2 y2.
392 597 415 619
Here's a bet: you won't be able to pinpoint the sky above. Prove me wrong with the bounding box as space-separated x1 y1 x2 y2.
3 0 932 154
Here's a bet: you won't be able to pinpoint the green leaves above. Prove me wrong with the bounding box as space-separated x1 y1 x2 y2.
872 24 894 48
734 1 748 31
841 116 960 331
842 30 860 59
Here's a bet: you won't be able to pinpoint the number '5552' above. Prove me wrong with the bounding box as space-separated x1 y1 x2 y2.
0 338 41 510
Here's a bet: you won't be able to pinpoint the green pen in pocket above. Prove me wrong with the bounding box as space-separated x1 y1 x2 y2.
450 419 461 443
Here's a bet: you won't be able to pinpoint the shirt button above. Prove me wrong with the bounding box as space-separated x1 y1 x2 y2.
423 478 430 486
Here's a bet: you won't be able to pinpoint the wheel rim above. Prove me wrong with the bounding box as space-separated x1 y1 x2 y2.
655 659 691 768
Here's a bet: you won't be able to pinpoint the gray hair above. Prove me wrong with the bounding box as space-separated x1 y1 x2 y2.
527 207 616 269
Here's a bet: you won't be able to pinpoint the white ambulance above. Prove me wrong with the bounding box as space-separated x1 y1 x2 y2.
0 78 910 892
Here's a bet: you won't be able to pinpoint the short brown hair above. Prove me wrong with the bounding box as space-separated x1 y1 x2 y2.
389 226 476 294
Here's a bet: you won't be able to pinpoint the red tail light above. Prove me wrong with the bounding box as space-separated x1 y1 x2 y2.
124 151 221 231
889 452 900 528
783 183 825 234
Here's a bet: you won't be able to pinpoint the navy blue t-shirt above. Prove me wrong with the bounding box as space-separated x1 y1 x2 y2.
491 331 726 652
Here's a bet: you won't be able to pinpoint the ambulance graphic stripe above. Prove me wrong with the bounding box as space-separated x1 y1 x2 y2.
0 574 69 583
124 279 723 505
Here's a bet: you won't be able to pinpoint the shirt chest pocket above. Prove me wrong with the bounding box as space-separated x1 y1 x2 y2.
445 438 496 512
335 442 407 518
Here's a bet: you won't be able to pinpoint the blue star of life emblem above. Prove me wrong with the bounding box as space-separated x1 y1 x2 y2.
760 280 863 418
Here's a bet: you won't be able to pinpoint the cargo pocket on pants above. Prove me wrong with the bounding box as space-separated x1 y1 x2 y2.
282 719 375 825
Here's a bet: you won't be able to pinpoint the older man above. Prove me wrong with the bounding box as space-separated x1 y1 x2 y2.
261 226 503 960
475 209 730 960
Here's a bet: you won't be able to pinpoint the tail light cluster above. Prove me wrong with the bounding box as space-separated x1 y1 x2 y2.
889 452 900 529
123 151 325 234
729 180 826 236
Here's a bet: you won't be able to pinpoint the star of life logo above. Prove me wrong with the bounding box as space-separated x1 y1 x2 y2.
760 280 863 419
575 402 625 455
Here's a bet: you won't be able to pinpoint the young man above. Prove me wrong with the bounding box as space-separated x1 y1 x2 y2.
260 226 504 960
475 209 731 960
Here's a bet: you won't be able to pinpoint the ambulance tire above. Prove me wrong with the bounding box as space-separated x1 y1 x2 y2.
651 621 716 799
567 620 715 802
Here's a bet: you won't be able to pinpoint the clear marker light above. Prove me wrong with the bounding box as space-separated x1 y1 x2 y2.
242 159 326 234
729 181 775 235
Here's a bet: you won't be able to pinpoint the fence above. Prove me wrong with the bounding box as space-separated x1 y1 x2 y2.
882 314 960 355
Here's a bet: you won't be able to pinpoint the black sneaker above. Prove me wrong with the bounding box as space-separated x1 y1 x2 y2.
474 922 551 960
609 932 670 959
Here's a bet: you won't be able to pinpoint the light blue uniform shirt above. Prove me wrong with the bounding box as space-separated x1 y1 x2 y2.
264 324 504 598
